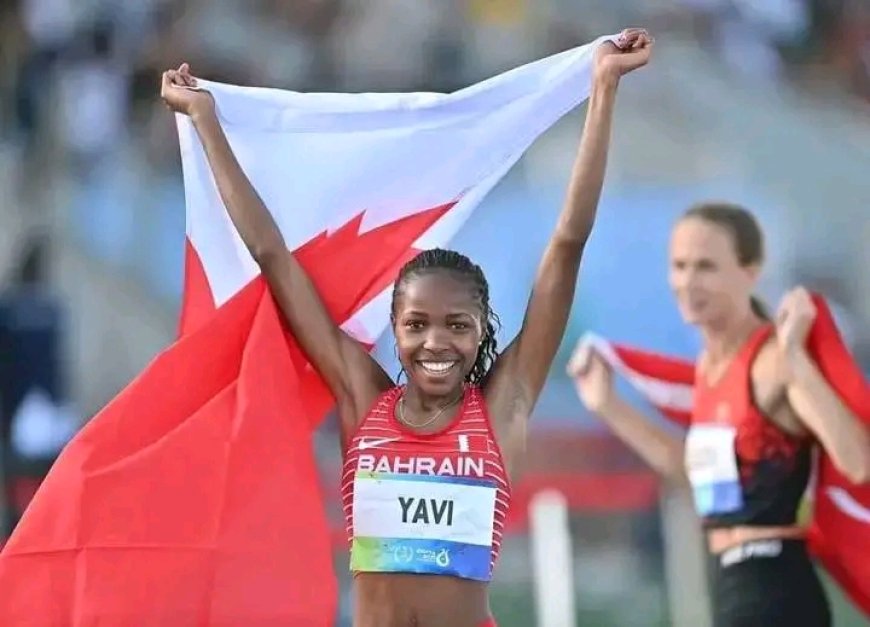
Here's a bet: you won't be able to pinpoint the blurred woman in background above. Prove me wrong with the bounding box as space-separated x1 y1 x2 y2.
569 203 870 627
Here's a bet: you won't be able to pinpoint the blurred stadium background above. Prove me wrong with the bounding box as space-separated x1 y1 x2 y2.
0 0 867 625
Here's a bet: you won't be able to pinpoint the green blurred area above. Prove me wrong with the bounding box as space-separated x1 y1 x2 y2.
491 585 671 627
488 570 866 627
823 572 867 627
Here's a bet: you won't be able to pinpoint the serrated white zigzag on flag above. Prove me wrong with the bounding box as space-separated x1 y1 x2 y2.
177 35 618 345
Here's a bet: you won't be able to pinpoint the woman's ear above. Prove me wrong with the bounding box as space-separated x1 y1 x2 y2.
744 262 762 282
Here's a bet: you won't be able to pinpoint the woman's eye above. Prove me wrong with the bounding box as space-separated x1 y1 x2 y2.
405 320 424 330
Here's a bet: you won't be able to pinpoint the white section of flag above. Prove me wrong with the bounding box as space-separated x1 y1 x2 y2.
176 35 617 343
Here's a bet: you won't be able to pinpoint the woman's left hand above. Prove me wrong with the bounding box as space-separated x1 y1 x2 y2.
160 63 214 119
776 286 817 356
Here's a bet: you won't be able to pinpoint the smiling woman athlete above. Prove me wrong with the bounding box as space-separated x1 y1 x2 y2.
160 27 653 627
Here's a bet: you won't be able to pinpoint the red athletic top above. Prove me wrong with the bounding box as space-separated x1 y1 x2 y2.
341 385 511 581
688 325 812 528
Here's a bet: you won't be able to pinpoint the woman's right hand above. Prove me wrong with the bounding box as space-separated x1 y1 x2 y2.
567 345 617 413
160 63 214 118
594 28 653 82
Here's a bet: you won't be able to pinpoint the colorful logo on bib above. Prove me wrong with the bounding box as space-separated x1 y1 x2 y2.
393 545 414 563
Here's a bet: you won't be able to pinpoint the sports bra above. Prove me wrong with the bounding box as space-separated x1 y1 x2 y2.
685 325 812 528
341 385 511 582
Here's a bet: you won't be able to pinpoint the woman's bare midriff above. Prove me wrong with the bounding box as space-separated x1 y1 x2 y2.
707 525 806 554
353 572 491 627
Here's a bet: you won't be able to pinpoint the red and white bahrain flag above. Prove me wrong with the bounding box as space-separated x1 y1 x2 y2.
577 293 870 618
0 35 617 626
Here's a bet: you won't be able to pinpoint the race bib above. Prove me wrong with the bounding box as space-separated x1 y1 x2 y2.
351 472 497 581
685 425 744 516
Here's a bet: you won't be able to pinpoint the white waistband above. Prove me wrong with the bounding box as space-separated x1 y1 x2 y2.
719 539 784 568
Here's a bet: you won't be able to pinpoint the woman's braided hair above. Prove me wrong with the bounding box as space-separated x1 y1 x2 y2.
391 248 500 385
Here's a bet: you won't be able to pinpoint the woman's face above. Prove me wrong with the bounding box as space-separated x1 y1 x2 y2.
392 272 483 398
669 218 759 327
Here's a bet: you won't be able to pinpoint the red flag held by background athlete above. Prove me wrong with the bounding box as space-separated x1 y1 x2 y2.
580 294 870 617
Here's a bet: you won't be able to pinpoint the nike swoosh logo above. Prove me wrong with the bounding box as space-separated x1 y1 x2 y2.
358 437 401 451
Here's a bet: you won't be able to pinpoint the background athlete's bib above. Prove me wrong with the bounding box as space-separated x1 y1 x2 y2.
351 472 497 581
685 425 744 516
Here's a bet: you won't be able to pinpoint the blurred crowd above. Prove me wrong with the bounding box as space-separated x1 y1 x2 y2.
0 0 867 185
0 0 514 177
666 0 869 93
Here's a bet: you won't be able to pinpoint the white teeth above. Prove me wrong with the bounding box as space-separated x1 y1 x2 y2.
419 361 455 374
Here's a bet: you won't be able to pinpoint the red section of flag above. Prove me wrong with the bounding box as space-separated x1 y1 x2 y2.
591 294 870 618
611 344 696 386
0 202 456 626
178 237 217 337
803 294 870 617
609 344 694 427
657 406 692 428
0 281 336 625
